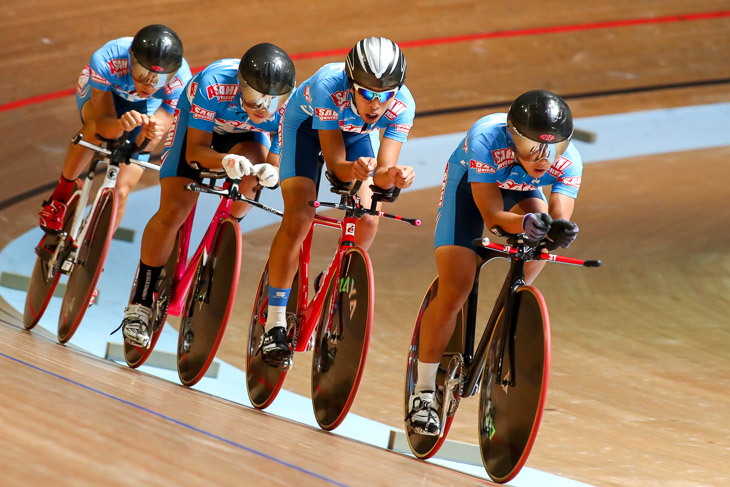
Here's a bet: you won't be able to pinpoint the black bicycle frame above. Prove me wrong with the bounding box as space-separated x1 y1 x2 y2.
461 251 527 398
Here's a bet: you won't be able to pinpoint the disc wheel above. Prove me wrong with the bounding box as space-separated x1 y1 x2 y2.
123 234 180 368
311 247 374 431
404 277 465 459
58 188 117 343
246 260 299 409
479 285 550 484
23 193 80 329
177 218 241 386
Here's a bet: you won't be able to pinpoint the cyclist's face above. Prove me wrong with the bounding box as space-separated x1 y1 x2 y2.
351 83 397 125
131 77 157 98
516 153 553 179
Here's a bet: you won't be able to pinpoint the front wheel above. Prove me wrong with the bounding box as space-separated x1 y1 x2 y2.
23 193 80 330
58 188 117 343
311 247 374 431
246 261 299 409
404 277 465 459
479 285 550 484
177 218 241 386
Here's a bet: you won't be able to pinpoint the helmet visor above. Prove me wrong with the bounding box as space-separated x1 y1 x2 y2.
507 123 570 165
237 75 291 115
130 52 177 89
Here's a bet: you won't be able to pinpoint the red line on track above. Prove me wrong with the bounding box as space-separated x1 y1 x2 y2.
2 10 729 113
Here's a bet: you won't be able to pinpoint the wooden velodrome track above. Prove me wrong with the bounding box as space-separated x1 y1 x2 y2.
2 1 730 485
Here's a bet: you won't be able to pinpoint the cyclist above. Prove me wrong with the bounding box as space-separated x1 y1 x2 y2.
406 90 582 435
38 24 191 232
120 43 296 348
259 36 417 367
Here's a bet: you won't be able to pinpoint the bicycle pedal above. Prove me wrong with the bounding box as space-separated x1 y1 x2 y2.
182 331 194 353
279 355 293 371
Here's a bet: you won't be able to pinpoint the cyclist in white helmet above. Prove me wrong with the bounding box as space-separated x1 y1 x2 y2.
258 36 417 367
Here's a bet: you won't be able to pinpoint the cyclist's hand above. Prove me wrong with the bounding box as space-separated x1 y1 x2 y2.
522 212 553 240
252 163 279 188
352 156 376 181
222 154 254 179
141 115 165 140
388 165 415 189
120 110 147 132
546 219 579 248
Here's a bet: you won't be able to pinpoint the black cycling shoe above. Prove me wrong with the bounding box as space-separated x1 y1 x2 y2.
259 326 291 367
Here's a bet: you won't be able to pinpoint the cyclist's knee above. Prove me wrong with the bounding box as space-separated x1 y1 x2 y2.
280 210 313 241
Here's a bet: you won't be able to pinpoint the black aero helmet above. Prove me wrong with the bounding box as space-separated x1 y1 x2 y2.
130 24 183 74
345 37 406 89
507 90 573 164
238 42 296 96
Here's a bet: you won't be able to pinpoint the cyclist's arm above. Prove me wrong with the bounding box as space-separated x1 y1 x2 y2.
472 182 526 235
548 191 575 220
90 88 124 139
184 127 226 170
135 106 174 150
265 151 280 168
372 137 410 189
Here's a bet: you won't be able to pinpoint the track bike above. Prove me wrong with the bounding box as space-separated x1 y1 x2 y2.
23 133 155 344
404 231 601 483
247 169 420 431
122 163 282 389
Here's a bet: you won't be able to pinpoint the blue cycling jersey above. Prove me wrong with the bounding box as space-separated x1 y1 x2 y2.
445 113 582 198
166 58 288 154
79 37 192 115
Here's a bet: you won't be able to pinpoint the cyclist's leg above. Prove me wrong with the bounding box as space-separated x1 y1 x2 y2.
39 76 98 232
504 188 548 284
114 163 144 230
260 116 320 364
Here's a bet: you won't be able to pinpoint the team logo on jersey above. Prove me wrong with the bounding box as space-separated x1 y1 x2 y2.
462 135 469 152
217 119 257 132
548 156 572 177
164 76 184 95
108 58 129 77
470 160 495 174
316 107 338 122
384 99 407 120
392 123 412 134
303 85 312 102
491 148 514 170
498 180 537 191
164 110 180 148
192 104 215 121
89 68 110 86
164 98 179 109
438 162 449 208
559 176 582 189
206 83 237 102
77 66 90 97
330 90 350 109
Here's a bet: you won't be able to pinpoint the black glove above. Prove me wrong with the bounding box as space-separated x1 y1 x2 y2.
546 219 579 249
522 213 553 240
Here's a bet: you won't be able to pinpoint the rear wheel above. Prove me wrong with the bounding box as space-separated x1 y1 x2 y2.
58 189 117 343
479 285 550 484
404 277 465 459
124 234 180 368
311 247 373 431
246 261 299 409
177 218 241 386
23 193 80 330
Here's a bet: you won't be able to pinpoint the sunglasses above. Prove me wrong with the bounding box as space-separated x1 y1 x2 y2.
352 82 398 103
130 53 175 89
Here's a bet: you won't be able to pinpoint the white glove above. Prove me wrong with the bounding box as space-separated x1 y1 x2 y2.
222 154 254 179
253 163 279 188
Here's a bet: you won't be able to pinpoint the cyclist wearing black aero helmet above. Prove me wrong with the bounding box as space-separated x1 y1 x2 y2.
406 90 583 436
38 24 191 236
256 36 417 367
120 43 296 349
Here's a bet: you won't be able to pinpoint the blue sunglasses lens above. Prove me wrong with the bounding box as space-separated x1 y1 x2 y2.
356 86 397 102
